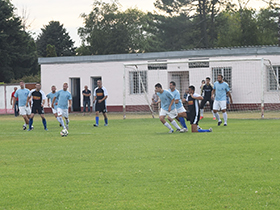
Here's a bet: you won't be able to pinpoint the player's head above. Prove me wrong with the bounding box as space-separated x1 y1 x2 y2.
51 85 56 92
189 85 195 94
155 83 162 92
63 83 68 91
14 87 17 91
35 83 41 91
84 85 88 90
169 81 176 90
201 80 205 84
217 74 223 83
206 77 210 84
19 81 25 89
97 80 102 88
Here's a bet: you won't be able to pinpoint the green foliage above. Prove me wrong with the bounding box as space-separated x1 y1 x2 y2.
0 115 280 209
36 21 76 57
0 0 39 83
10 73 40 83
46 44 57 57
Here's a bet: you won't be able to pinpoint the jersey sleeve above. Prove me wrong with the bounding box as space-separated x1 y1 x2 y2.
14 90 18 98
68 92 72 100
213 82 217 90
167 91 174 100
93 88 97 97
193 93 201 98
28 89 35 97
103 87 108 96
41 91 47 100
185 94 189 102
225 83 230 92
174 91 180 100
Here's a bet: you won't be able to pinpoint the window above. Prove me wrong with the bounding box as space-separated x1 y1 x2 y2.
148 60 167 70
212 67 232 89
129 71 148 94
268 66 280 90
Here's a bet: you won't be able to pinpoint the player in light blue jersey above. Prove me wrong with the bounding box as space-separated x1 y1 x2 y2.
12 81 31 130
52 83 72 131
47 85 61 126
211 75 233 126
155 83 181 133
169 81 188 132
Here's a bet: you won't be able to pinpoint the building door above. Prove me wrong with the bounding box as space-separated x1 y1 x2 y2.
71 78 81 111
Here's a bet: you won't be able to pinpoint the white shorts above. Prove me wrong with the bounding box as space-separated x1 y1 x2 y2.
159 108 177 119
52 108 57 114
213 100 227 111
57 108 69 118
176 106 186 114
19 106 31 116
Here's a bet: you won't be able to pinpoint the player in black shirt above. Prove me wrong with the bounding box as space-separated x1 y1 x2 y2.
186 85 212 133
200 77 216 120
26 83 47 131
93 80 109 127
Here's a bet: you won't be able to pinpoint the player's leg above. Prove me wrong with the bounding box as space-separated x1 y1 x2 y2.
176 110 188 132
27 106 35 131
167 110 181 131
221 101 228 126
209 99 215 120
83 100 86 113
200 99 207 119
103 112 108 126
159 109 173 133
28 113 35 131
56 108 66 129
63 109 70 130
39 107 47 130
94 102 100 127
213 101 222 126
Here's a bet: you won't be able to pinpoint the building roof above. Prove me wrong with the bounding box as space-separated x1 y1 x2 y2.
38 45 280 65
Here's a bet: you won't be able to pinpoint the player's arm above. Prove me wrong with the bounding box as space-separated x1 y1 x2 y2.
10 94 13 105
174 99 179 104
68 99 72 108
42 99 45 107
99 95 108 103
26 96 31 107
227 91 233 104
47 98 50 107
168 99 175 112
93 96 96 103
191 94 203 100
211 89 215 100
51 96 56 108
12 97 16 109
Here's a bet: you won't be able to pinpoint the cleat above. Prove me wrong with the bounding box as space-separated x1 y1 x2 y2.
218 121 222 126
23 125 27 130
27 127 34 131
176 129 181 132
45 128 48 131
213 117 216 120
197 125 202 130
169 129 174 133
66 125 69 130
224 123 227 126
209 128 213 132
93 124 99 127
104 124 108 126
200 116 204 120
180 128 188 133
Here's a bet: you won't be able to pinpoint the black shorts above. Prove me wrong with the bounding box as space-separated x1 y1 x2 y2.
200 98 213 110
95 102 107 113
187 112 200 125
32 106 44 114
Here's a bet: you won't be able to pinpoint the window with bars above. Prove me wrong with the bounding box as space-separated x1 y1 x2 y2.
268 66 280 90
212 67 232 89
129 71 148 94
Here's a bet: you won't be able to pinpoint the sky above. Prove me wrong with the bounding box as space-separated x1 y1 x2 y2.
11 0 269 47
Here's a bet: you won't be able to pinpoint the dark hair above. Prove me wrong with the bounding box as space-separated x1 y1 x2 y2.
218 74 223 79
155 83 162 88
206 77 210 81
202 80 205 83
170 81 176 86
189 85 195 91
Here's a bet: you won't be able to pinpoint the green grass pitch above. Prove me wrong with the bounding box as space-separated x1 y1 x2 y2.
0 114 279 209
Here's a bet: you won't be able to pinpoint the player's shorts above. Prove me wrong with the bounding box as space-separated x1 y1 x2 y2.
176 106 186 114
52 108 57 114
32 106 44 114
187 112 200 125
213 100 227 110
200 98 214 110
95 102 107 113
19 106 31 116
159 108 177 119
57 108 69 118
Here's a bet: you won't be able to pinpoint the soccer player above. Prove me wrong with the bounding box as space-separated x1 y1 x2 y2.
11 87 19 117
211 74 233 126
186 85 212 133
13 81 31 130
52 83 72 130
155 83 181 133
93 80 108 127
27 83 48 131
200 77 216 120
47 85 60 124
169 81 188 132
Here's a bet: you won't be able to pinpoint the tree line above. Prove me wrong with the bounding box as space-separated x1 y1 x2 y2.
0 0 279 83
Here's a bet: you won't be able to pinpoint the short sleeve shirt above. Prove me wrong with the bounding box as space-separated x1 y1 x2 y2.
82 89 91 101
157 90 175 111
56 90 72 109
14 88 30 107
213 81 230 101
169 89 183 109
47 92 58 109
28 89 46 107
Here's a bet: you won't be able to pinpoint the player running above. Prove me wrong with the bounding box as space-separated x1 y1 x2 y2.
27 83 48 131
168 81 188 132
12 81 31 130
52 83 72 131
186 85 212 133
200 77 216 120
211 74 233 126
93 80 108 127
155 83 181 133
47 85 61 126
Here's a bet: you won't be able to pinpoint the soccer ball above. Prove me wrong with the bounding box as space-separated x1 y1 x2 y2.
60 129 68 137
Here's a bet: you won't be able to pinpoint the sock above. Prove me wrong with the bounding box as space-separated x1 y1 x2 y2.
105 118 108 125
57 117 65 129
215 112 221 121
96 116 99 125
198 129 211 132
212 110 215 118
223 112 228 124
29 118 33 129
24 123 27 127
42 118 47 129
200 109 204 117
179 117 187 128
164 122 172 130
171 120 181 130
65 118 69 125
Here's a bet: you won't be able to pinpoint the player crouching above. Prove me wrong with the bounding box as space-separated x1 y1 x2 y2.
186 85 212 133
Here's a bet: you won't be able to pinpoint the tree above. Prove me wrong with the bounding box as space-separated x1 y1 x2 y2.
46 44 57 57
36 21 76 57
0 0 38 83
